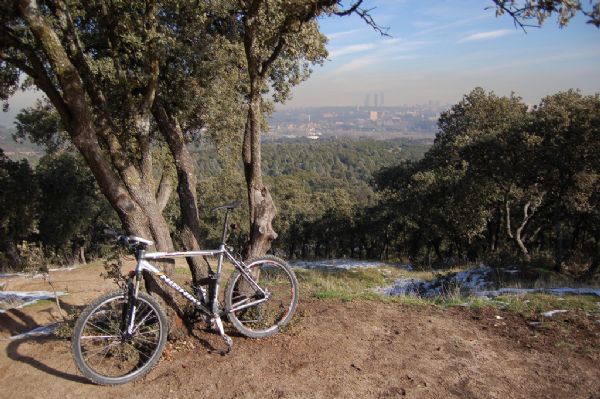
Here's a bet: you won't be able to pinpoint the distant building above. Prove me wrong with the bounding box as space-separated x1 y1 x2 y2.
370 111 378 122
374 93 379 108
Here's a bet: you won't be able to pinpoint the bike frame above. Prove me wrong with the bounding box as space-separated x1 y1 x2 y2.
135 245 267 316
121 204 266 349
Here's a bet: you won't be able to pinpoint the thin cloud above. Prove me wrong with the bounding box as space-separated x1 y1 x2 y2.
330 39 430 74
335 57 380 74
415 15 490 36
412 21 435 29
382 38 402 45
333 51 422 75
472 49 600 72
458 29 514 43
327 28 364 40
328 43 376 58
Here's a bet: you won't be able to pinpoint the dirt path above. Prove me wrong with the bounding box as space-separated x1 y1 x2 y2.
1 264 599 399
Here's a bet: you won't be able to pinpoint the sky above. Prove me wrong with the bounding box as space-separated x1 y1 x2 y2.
1 0 599 126
286 0 600 108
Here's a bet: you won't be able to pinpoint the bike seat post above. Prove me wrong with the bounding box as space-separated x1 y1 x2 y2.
220 208 231 245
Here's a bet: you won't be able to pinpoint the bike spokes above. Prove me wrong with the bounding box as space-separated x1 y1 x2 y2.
76 294 163 380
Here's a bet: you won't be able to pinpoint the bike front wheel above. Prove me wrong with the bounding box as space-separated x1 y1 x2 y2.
71 290 168 385
225 255 299 338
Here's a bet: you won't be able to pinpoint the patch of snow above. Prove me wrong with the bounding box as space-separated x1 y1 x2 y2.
378 278 423 296
476 287 600 298
381 266 495 298
0 272 21 278
9 324 58 340
48 265 80 272
0 291 67 313
0 265 80 279
542 310 568 317
290 259 412 271
0 271 44 279
451 266 492 292
380 265 600 300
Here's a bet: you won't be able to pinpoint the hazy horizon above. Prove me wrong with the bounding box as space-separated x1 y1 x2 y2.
281 0 600 109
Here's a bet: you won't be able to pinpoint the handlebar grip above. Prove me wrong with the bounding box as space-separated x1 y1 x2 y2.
116 235 129 247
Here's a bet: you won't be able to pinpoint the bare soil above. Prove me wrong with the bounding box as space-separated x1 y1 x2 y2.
1 263 599 399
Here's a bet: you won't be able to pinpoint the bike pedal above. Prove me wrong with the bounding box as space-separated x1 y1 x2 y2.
212 316 233 355
222 335 233 355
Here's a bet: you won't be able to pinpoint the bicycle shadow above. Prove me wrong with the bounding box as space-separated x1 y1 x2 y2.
6 336 92 384
2 303 92 385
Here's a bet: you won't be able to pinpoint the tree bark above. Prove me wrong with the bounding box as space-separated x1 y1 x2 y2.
553 207 563 272
152 101 207 284
155 171 174 213
583 255 599 280
242 93 277 258
16 0 186 336
514 201 536 261
0 231 22 270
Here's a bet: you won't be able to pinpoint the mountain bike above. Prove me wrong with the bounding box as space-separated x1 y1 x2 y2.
71 200 299 385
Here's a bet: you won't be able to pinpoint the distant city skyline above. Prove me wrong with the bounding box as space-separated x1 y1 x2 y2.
281 0 600 109
1 0 599 127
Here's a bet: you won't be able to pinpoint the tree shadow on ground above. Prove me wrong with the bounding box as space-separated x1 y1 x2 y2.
0 308 38 336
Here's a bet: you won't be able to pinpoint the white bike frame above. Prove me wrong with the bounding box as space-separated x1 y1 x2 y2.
131 244 269 320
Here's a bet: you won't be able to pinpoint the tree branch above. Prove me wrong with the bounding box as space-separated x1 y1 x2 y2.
333 1 390 36
155 170 173 213
0 27 71 125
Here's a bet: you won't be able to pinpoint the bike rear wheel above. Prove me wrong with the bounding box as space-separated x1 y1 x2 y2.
71 290 168 385
225 255 298 338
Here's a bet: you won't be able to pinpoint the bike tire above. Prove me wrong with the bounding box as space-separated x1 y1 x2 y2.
225 255 299 338
71 290 168 385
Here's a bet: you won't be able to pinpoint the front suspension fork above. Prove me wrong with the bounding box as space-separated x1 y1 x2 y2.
121 276 138 340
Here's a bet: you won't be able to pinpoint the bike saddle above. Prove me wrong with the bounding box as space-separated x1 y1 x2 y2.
211 200 242 212
118 235 154 247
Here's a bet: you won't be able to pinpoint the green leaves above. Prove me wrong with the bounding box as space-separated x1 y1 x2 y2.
377 88 600 268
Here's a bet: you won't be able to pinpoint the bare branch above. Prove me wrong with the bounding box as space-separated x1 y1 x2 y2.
0 30 71 124
490 0 600 30
488 1 537 32
334 1 390 36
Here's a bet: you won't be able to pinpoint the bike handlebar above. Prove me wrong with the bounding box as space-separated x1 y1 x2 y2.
102 226 153 250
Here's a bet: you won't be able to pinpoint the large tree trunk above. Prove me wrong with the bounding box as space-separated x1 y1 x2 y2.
152 101 207 285
17 0 187 336
242 93 277 258
0 230 23 270
553 207 563 272
583 256 599 280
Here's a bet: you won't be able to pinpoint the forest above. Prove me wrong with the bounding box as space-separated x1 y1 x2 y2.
2 87 599 281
